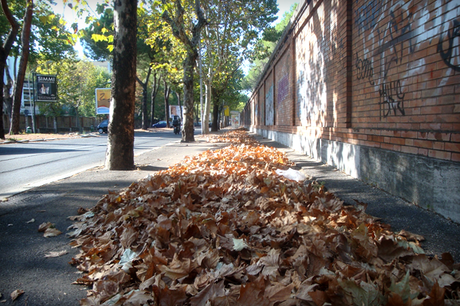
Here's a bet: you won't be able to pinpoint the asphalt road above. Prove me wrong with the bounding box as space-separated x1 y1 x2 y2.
0 130 181 200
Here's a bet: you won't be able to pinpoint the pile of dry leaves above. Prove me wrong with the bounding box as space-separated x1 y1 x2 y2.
69 130 459 305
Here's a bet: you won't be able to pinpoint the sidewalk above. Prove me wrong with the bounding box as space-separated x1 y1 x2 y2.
0 130 458 305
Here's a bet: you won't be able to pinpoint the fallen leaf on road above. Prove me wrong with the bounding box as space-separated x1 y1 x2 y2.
44 227 62 237
38 222 53 232
10 289 24 301
45 250 68 258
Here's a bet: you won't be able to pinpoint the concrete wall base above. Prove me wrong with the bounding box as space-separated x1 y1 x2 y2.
252 127 460 224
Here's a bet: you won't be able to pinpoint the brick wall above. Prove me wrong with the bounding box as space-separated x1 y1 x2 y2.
242 0 460 222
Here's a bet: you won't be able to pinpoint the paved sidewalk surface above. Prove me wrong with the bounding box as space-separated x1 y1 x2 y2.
0 129 458 305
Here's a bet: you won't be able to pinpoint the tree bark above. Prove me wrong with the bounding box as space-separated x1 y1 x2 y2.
9 0 33 135
164 79 171 127
136 66 151 130
150 73 160 126
105 0 137 170
3 66 13 117
0 0 20 139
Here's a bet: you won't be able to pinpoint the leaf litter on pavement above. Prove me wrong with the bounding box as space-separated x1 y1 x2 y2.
68 129 460 305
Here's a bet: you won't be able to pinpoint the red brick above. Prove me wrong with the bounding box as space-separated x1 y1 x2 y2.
428 150 452 160
445 142 460 153
400 131 418 138
391 138 406 145
452 153 460 162
405 139 414 146
427 132 451 141
401 146 418 154
433 142 445 150
418 148 429 156
452 134 460 143
414 139 433 149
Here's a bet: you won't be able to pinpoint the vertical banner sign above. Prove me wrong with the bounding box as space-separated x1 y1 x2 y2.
224 105 230 117
36 74 57 102
95 88 111 114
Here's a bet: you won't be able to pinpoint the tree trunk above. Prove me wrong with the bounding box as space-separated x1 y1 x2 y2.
212 101 220 132
182 51 197 142
105 0 137 170
9 0 33 135
203 80 212 134
137 66 151 130
0 0 20 139
164 79 171 127
150 73 160 126
3 66 13 117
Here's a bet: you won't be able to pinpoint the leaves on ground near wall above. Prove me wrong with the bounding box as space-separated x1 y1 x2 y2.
69 130 460 305
10 289 24 301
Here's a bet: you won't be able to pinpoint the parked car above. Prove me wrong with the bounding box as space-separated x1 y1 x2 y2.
152 121 167 128
97 120 108 134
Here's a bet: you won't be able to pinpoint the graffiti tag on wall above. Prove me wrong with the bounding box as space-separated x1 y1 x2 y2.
259 89 265 125
354 1 420 120
354 1 383 33
277 74 289 103
265 85 274 125
379 80 405 118
356 53 374 85
438 19 460 72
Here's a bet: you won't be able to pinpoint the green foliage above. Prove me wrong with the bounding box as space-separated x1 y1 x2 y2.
242 3 298 91
80 5 114 61
37 58 110 117
0 0 76 64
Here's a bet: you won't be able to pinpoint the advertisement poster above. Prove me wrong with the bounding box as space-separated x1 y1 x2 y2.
169 105 183 118
95 88 111 114
231 111 240 128
36 74 57 102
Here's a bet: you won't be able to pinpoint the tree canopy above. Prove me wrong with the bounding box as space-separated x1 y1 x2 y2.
242 3 298 92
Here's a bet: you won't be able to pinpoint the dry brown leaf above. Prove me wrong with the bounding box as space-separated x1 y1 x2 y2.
38 221 53 232
10 289 24 301
43 227 62 237
45 250 68 258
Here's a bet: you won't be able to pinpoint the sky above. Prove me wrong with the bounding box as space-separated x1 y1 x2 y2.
276 0 299 21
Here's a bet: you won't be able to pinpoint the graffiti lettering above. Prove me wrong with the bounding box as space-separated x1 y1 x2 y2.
375 9 416 58
265 85 274 125
438 19 460 71
355 1 383 32
356 54 374 85
379 80 405 118
277 74 289 103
